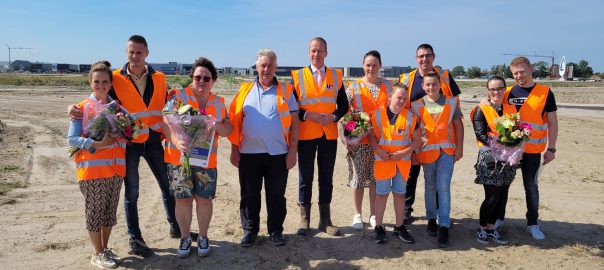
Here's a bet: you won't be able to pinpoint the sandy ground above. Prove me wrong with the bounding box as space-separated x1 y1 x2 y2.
0 84 603 270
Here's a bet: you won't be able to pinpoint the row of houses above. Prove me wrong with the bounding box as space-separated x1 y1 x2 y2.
5 60 413 78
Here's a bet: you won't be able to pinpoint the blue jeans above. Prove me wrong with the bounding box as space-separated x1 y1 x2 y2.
124 138 177 240
423 152 455 228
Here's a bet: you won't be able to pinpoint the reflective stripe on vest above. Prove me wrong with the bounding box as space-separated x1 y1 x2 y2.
372 107 415 180
413 96 457 163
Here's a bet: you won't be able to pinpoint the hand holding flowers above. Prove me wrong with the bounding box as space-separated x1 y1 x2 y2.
338 111 372 147
489 113 532 169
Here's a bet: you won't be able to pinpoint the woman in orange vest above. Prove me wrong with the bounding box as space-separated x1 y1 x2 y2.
470 76 516 245
162 57 232 258
67 61 125 269
411 71 464 248
368 83 422 244
344 50 392 230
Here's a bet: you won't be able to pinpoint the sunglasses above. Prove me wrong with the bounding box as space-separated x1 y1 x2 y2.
488 87 506 92
193 75 212 82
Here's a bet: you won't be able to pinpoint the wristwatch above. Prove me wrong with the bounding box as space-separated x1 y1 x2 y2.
547 147 556 153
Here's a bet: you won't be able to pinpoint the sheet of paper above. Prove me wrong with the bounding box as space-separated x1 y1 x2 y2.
186 130 215 168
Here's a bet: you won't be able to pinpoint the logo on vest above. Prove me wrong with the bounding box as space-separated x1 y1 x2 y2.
509 98 526 106
397 128 404 135
326 84 333 90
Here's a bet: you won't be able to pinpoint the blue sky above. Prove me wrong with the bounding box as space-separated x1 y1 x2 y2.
1 0 602 71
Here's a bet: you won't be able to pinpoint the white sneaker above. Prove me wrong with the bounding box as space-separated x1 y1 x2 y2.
369 215 377 228
352 214 363 230
197 236 211 257
177 237 192 258
90 251 117 269
527 225 545 240
494 219 504 230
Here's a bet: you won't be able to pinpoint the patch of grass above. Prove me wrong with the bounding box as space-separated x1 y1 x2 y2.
0 74 88 86
33 242 72 252
2 165 20 172
0 181 26 195
0 198 16 205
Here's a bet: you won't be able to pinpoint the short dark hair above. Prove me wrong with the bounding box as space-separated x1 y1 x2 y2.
363 50 382 65
89 60 112 82
391 82 408 92
128 35 148 48
310 37 327 49
190 57 218 81
416 43 434 54
423 71 440 82
487 75 506 88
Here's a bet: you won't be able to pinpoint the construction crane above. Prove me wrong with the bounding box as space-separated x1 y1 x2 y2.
503 51 556 67
6 45 33 65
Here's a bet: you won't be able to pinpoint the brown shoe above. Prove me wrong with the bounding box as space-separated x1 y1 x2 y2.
318 203 341 236
296 203 311 236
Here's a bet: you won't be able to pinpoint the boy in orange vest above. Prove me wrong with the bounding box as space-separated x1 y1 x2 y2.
411 71 464 248
369 83 422 244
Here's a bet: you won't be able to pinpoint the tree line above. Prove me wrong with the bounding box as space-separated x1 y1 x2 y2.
449 60 600 79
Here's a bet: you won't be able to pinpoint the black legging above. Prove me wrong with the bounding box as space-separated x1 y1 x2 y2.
479 184 510 227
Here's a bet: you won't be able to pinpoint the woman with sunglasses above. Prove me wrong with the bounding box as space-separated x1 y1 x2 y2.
470 75 516 245
162 57 232 258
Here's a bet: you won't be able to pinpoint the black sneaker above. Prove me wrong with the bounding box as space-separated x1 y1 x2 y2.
128 238 153 257
437 226 449 248
427 219 438 236
476 228 488 244
374 225 387 244
486 229 508 244
270 232 286 246
393 225 415 243
240 233 257 247
170 225 181 239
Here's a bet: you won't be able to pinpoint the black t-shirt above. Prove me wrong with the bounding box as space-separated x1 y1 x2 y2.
507 84 557 117
409 70 461 102
386 107 419 131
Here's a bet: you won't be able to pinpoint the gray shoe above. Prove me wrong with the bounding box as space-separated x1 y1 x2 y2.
90 251 117 269
103 248 123 264
197 236 211 257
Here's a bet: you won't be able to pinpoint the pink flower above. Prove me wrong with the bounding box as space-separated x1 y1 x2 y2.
345 120 356 132
519 122 532 131
199 109 209 115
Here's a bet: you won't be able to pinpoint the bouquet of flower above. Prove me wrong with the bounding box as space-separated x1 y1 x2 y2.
338 111 372 146
488 113 532 169
69 100 142 158
163 99 216 178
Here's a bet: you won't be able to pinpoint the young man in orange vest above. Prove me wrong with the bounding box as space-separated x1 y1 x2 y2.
504 56 558 240
399 44 462 224
291 37 349 236
229 49 299 247
69 35 178 257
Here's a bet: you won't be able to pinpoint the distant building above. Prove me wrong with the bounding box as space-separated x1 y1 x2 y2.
250 65 303 77
30 63 53 73
9 60 31 72
181 64 192 75
57 63 78 73
343 67 364 78
150 62 179 75
79 64 91 73
381 66 413 78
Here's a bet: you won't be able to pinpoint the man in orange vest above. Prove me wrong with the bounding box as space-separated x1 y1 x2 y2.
291 37 349 236
399 44 462 224
69 35 178 257
504 56 558 240
228 49 299 247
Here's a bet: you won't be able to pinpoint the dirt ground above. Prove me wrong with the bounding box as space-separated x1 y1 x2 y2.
0 83 602 270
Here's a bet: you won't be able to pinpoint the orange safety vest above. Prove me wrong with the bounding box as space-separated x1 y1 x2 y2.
112 68 167 143
502 84 549 153
228 81 293 147
163 87 226 168
348 78 392 144
74 98 126 181
399 67 454 109
469 105 499 147
372 107 417 181
412 96 458 163
292 67 342 140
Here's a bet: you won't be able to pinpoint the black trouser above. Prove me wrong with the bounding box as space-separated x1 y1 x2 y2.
239 153 288 235
520 153 541 226
479 184 510 227
124 133 177 240
298 135 337 205
405 164 438 214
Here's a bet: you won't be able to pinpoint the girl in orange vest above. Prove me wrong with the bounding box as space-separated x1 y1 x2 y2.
162 57 232 258
344 50 392 230
67 61 124 269
470 76 515 245
368 83 422 244
411 71 464 248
